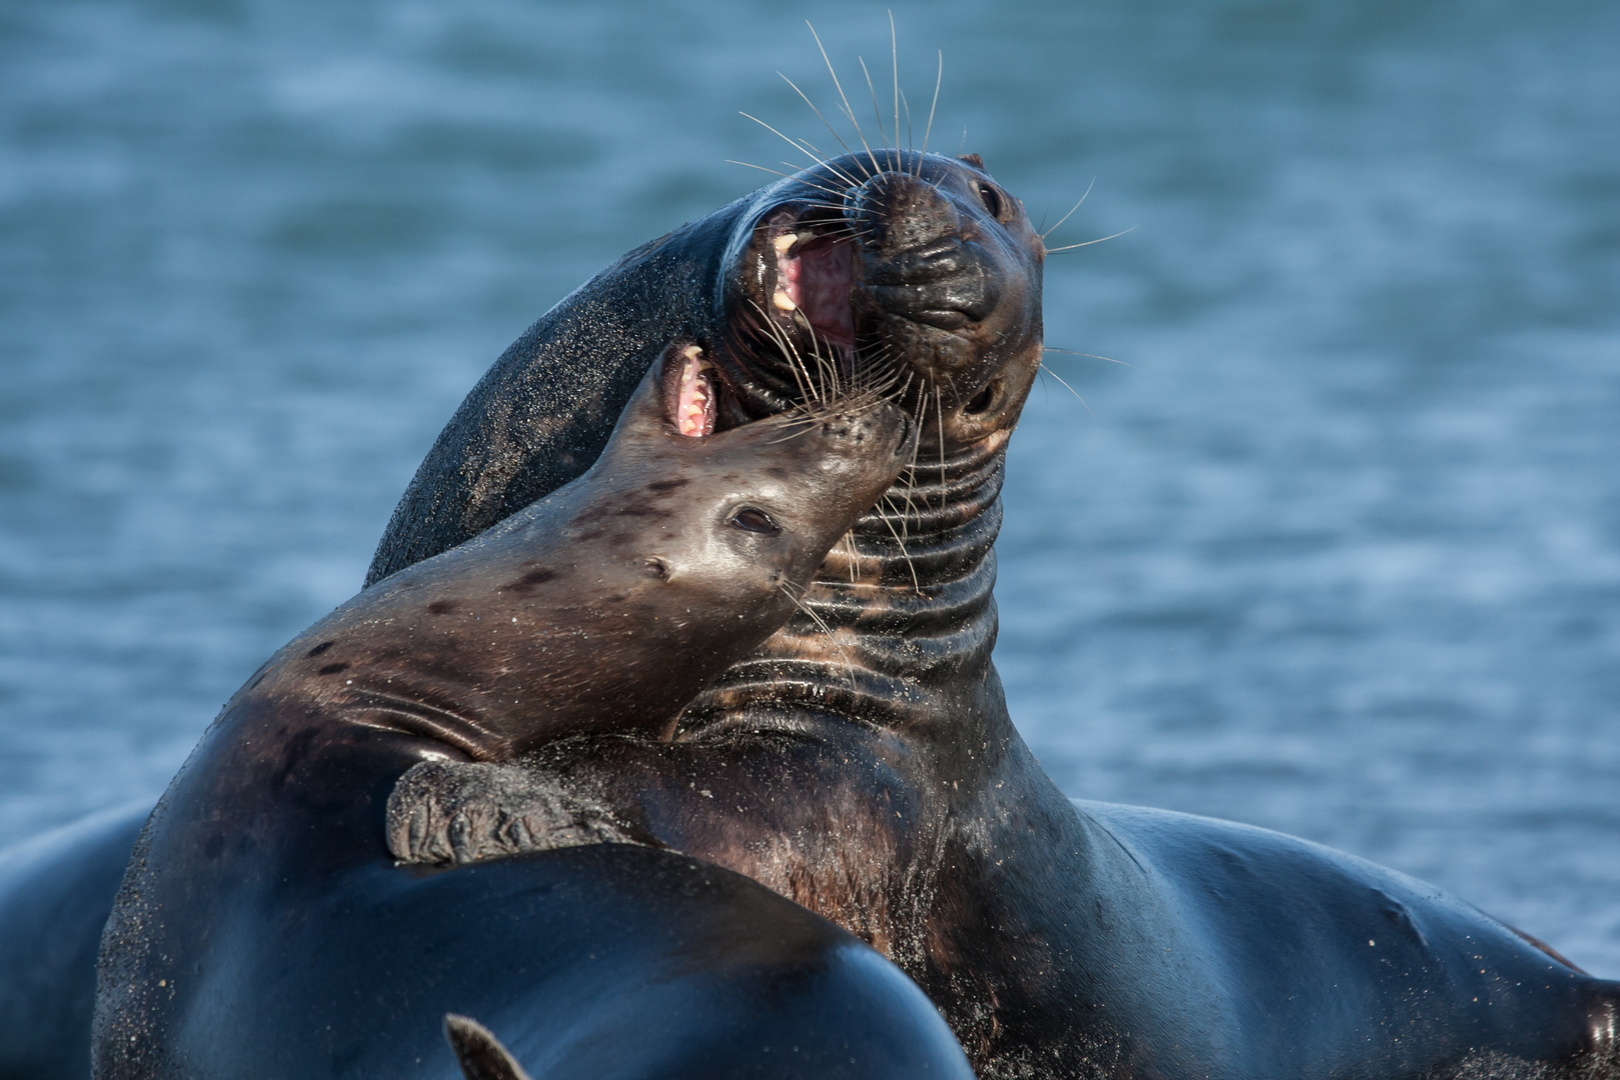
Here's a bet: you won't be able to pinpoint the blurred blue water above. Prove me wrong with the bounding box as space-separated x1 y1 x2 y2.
2 1 1616 973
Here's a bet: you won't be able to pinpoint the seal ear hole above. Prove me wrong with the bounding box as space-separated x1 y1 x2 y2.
645 557 672 581
730 508 780 535
964 380 1001 416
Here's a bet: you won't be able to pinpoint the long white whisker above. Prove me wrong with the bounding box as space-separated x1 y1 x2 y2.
876 495 922 593
857 57 892 167
890 10 901 172
776 581 856 692
725 160 846 198
1040 178 1096 240
807 20 884 179
740 111 843 179
921 50 942 160
1043 346 1133 367
1039 362 1094 417
778 72 865 180
1043 226 1136 253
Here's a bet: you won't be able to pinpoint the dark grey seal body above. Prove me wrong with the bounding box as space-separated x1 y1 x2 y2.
107 841 973 1080
88 348 950 1078
0 805 146 1080
375 152 1620 1077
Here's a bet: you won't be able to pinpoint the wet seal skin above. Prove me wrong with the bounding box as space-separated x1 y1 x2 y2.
0 804 148 1080
88 345 945 1079
379 151 1620 1079
112 842 973 1080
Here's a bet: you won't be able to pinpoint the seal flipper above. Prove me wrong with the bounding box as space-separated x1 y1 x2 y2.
444 1014 534 1080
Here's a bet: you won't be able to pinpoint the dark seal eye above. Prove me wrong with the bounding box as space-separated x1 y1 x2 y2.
975 182 1004 218
730 508 780 535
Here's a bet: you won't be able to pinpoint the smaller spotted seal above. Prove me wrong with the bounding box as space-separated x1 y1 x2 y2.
90 342 920 1079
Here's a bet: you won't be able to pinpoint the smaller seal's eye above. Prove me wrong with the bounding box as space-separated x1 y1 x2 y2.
731 508 780 535
975 182 1004 219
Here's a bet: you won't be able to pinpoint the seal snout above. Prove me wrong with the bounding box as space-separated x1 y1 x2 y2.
846 169 958 253
851 170 1004 337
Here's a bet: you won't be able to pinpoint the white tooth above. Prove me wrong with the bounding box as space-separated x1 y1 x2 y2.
773 233 796 255
772 289 796 311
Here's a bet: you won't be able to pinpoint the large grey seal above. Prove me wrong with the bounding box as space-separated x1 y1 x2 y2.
88 346 962 1078
376 151 1620 1078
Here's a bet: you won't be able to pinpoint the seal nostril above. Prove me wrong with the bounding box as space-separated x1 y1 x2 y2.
964 381 999 415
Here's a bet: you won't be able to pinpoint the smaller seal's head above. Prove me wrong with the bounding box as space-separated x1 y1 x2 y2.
592 341 913 626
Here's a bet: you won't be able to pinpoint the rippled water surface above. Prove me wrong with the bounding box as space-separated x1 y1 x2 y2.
3 1 1617 973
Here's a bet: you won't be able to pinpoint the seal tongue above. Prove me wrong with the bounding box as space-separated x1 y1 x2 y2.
775 233 855 348
672 346 716 438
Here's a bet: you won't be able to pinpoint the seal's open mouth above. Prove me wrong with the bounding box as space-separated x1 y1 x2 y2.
769 222 855 350
746 204 857 367
664 345 718 438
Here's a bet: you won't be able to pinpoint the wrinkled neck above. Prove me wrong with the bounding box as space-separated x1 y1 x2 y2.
676 429 1008 734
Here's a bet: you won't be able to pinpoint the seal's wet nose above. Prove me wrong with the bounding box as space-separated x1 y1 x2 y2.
846 169 958 251
848 169 1007 357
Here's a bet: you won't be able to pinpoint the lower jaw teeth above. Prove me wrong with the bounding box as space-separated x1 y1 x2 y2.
772 289 796 311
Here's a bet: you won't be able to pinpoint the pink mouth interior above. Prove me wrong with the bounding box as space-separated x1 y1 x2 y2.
779 236 855 348
673 349 716 438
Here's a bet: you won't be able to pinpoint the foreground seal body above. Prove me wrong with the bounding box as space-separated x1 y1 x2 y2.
0 805 147 1080
107 842 974 1080
373 153 1620 1076
90 350 941 1077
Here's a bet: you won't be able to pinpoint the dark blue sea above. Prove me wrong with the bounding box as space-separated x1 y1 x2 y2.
3 1 1617 973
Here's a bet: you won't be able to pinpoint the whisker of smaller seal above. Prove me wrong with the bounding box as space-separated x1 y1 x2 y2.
896 383 928 540
876 493 923 593
776 578 858 692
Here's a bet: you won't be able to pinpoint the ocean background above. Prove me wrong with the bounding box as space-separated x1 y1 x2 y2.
2 1 1617 973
